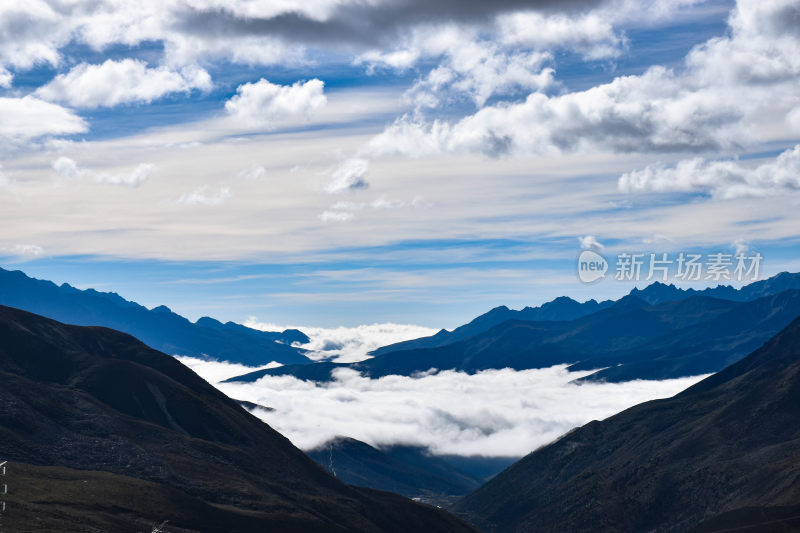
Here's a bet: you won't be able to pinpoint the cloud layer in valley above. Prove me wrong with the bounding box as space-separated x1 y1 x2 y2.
205 364 706 457
245 319 438 363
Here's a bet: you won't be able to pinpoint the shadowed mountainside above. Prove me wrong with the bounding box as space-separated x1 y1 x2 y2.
453 316 800 533
0 305 477 533
307 437 486 500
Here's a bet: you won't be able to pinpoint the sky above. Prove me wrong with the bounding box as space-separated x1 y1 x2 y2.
2 0 800 329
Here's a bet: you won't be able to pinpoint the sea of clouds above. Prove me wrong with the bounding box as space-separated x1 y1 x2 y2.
181 343 706 458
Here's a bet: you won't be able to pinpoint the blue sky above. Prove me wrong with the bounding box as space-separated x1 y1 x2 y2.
1 0 800 328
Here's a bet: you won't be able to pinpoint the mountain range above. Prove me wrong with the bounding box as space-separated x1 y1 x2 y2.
453 314 800 532
227 273 800 384
371 272 800 356
0 305 477 532
0 266 311 366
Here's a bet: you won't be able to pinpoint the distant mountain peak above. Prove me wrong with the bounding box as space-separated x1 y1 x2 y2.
0 265 311 366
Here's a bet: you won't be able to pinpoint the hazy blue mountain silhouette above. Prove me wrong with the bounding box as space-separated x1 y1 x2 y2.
373 273 800 356
0 266 311 366
453 315 800 532
0 305 477 533
227 274 800 383
371 296 613 356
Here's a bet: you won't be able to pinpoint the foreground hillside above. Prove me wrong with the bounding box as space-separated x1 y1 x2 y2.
454 316 800 532
0 305 477 532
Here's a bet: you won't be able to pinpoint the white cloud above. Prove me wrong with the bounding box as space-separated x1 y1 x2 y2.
225 78 327 128
619 145 800 199
399 27 555 109
318 210 354 222
369 196 406 209
498 11 624 60
175 356 282 383
0 1 64 71
578 235 605 250
244 319 438 363
0 96 86 144
0 67 12 88
94 163 154 187
367 65 752 159
177 185 232 206
51 157 153 187
215 365 707 456
52 156 78 179
237 165 267 180
35 59 211 108
325 158 369 193
4 244 45 257
361 0 800 160
788 106 800 133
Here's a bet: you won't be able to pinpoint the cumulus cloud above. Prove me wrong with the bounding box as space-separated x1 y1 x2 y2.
51 157 153 187
498 10 624 60
244 319 439 363
367 65 750 159
94 163 154 187
325 158 369 193
213 365 706 456
0 67 11 88
35 59 211 108
173 0 607 53
225 78 326 128
578 235 604 250
52 156 78 179
0 96 86 144
359 0 800 160
0 0 717 82
177 185 232 206
396 27 555 109
619 145 800 199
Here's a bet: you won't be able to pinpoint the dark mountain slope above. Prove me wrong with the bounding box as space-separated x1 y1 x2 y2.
0 305 477 533
229 290 800 383
453 316 800 533
371 273 800 357
307 437 484 499
0 266 310 365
